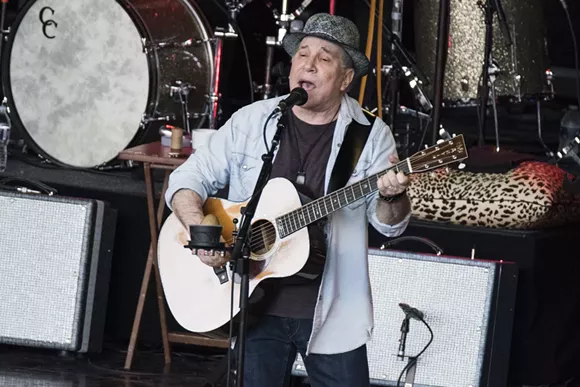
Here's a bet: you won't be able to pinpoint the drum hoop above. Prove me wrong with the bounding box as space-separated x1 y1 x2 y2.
1 0 215 168
0 0 158 168
116 0 159 119
1 0 56 166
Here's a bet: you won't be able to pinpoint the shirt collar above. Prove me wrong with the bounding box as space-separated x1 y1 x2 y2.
338 94 372 126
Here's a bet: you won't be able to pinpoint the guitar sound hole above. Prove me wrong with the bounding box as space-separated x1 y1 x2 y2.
250 220 277 255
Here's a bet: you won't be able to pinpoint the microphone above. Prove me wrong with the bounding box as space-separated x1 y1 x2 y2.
274 87 308 113
399 303 424 320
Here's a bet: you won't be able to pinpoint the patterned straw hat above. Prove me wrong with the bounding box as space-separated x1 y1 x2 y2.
281 13 370 78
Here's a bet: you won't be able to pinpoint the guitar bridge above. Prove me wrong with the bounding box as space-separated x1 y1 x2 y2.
213 266 229 284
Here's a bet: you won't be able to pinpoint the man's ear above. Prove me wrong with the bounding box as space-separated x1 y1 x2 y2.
340 68 355 92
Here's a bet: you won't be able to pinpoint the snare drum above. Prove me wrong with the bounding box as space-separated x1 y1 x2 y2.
414 0 551 106
2 0 214 168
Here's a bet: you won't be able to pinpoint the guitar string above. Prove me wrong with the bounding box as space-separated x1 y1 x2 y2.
223 163 412 249
221 143 463 250
221 146 457 249
220 140 464 248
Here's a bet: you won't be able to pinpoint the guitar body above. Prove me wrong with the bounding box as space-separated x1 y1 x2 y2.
157 178 310 333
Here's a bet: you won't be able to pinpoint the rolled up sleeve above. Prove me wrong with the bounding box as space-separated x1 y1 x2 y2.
165 114 236 210
365 120 411 237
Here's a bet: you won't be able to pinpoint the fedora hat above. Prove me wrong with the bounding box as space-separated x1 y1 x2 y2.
281 13 370 78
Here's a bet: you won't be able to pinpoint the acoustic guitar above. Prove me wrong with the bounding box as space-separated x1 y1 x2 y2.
157 135 468 333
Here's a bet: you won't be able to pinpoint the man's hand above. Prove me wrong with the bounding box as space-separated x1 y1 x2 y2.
193 214 231 268
172 190 231 268
196 248 231 268
377 154 410 197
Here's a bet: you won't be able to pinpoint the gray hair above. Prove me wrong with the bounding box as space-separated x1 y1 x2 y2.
340 48 354 71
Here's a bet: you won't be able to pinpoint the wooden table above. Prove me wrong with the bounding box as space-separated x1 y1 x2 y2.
117 142 228 370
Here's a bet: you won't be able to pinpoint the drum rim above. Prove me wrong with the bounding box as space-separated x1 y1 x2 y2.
1 0 157 169
1 0 64 167
1 0 216 168
127 0 215 130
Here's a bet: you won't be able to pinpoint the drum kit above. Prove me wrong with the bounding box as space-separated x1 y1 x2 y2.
0 0 556 171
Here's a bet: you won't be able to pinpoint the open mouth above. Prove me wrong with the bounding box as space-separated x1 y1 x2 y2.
298 81 315 91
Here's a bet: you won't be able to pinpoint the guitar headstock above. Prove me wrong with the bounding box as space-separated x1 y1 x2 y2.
409 135 469 173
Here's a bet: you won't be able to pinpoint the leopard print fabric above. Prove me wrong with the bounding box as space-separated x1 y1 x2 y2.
407 161 580 229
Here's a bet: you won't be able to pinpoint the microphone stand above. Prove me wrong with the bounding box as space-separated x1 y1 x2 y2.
232 109 286 387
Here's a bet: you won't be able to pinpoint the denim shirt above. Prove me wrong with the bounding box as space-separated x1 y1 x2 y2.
165 94 411 355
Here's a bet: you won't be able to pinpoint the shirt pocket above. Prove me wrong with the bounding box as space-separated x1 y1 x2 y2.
231 152 260 199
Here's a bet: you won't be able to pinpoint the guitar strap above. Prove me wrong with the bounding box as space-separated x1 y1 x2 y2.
327 109 376 193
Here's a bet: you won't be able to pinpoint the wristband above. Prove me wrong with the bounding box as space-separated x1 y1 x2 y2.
378 190 406 203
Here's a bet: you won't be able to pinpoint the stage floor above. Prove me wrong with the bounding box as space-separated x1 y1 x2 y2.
0 341 230 387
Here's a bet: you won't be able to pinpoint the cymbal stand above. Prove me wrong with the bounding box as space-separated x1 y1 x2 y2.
256 0 311 99
210 27 237 129
488 59 501 151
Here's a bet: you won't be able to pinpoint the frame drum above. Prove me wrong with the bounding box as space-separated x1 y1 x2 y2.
2 0 213 168
414 0 551 106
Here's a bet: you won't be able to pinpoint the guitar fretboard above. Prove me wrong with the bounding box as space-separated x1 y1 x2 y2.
276 159 411 238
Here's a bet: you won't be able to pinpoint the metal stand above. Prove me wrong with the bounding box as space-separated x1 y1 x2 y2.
169 80 195 135
430 0 451 145
255 0 311 99
0 1 11 172
489 61 501 152
210 27 237 129
231 111 287 386
403 357 418 386
476 0 512 146
256 36 276 100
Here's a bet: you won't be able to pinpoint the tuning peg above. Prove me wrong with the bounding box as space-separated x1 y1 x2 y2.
438 127 452 141
458 163 466 170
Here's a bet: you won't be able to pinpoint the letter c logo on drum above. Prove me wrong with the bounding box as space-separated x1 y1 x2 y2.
39 7 57 39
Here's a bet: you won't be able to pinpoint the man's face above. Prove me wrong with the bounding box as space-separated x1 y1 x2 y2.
288 37 354 111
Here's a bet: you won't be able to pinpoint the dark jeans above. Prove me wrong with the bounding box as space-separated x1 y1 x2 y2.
240 315 370 387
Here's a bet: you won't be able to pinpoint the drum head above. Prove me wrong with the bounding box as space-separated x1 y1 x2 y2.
3 0 151 168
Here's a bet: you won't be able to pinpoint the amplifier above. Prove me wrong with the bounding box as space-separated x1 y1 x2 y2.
0 190 117 353
292 249 518 387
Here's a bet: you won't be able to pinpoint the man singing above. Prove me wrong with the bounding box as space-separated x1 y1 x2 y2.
165 13 412 387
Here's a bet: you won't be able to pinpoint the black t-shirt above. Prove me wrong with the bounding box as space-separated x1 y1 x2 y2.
263 110 336 319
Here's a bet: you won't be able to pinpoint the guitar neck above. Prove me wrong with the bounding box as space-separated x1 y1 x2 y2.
276 159 412 238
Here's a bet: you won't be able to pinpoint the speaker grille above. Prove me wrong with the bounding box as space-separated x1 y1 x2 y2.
0 191 112 351
293 249 517 386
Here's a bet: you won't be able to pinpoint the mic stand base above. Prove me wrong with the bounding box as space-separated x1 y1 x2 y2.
403 356 417 386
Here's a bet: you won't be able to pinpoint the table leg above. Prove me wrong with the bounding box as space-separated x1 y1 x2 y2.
124 165 171 369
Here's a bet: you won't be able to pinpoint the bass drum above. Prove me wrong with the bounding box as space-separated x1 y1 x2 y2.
414 0 551 107
2 0 214 168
